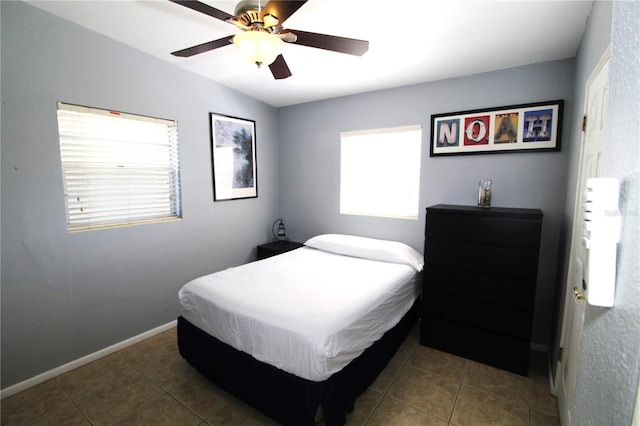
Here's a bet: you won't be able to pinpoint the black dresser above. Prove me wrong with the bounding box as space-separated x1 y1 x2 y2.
420 204 543 375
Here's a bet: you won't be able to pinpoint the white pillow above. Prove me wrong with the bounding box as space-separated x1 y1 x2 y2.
304 234 424 272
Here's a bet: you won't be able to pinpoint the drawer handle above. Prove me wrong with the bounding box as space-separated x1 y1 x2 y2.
573 287 586 301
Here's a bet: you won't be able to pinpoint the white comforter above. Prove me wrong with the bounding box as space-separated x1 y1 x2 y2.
178 246 421 381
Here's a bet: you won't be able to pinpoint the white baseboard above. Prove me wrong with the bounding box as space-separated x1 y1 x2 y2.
0 320 177 399
531 342 549 352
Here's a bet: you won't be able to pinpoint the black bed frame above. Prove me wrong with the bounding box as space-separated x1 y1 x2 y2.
177 299 420 425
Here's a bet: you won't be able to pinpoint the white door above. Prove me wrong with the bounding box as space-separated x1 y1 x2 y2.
555 48 610 426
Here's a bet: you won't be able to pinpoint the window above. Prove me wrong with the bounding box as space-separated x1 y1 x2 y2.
340 125 422 219
56 102 182 232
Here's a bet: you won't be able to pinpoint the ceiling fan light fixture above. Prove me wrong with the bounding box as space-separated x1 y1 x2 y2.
171 0 370 80
263 13 279 28
233 30 283 67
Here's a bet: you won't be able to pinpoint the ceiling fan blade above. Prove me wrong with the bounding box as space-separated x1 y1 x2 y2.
283 29 369 56
261 1 307 26
269 55 292 80
171 36 233 57
169 0 235 22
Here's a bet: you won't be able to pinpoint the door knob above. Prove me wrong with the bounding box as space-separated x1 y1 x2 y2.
574 287 586 300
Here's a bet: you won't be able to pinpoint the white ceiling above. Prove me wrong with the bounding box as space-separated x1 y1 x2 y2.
27 0 593 107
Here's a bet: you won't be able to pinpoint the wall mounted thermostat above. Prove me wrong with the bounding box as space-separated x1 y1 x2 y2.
582 177 622 307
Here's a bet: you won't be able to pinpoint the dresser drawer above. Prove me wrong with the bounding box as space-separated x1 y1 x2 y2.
426 213 477 242
422 291 534 340
478 217 542 250
425 240 540 281
420 316 530 375
424 266 536 311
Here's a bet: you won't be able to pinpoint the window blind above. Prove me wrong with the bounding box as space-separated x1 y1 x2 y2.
57 102 182 232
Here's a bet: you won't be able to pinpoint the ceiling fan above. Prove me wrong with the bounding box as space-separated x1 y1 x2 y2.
169 0 369 80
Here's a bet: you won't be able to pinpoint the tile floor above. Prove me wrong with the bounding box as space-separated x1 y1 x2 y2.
1 323 560 425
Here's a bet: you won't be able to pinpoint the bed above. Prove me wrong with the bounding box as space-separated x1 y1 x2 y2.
177 234 423 425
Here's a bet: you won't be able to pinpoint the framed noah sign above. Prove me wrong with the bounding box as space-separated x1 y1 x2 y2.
430 100 564 157
210 113 257 201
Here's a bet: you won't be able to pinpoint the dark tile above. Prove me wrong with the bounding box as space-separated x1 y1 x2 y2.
463 361 529 404
163 326 178 340
137 350 199 391
205 397 278 425
531 408 561 426
74 371 165 425
112 393 201 426
531 371 560 417
1 380 71 425
31 404 90 426
451 385 528 426
370 359 402 394
408 345 467 383
388 365 459 420
118 332 177 370
368 397 448 426
346 389 383 425
56 352 136 400
393 338 418 364
168 372 236 419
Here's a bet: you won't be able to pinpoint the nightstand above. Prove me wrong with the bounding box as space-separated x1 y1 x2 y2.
257 241 304 260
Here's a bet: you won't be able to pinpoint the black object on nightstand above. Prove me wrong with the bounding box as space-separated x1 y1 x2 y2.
420 204 543 376
257 241 304 260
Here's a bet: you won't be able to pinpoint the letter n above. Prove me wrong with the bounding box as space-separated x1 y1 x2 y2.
438 119 459 146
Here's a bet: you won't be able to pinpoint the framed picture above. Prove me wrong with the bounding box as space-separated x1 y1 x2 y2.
430 100 563 156
210 113 257 201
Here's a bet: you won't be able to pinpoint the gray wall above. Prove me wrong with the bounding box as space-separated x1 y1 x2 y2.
1 1 280 388
278 60 576 348
570 1 640 424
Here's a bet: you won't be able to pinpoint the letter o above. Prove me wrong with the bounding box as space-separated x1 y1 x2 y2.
466 119 487 143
